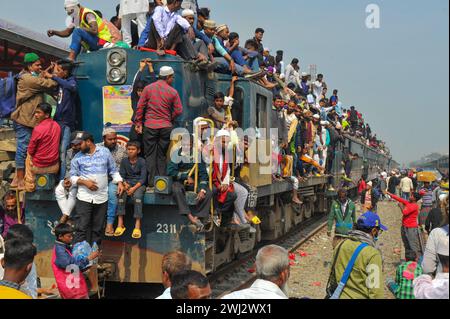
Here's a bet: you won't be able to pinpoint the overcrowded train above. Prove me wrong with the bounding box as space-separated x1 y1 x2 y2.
24 48 399 286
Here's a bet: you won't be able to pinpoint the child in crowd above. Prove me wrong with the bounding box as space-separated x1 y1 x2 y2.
114 141 147 239
0 192 24 238
52 223 98 299
208 76 238 130
387 251 423 299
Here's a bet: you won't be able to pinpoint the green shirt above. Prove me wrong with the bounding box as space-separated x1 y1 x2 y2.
395 261 423 299
327 200 357 235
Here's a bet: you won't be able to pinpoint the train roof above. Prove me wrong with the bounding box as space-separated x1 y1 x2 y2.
0 18 69 73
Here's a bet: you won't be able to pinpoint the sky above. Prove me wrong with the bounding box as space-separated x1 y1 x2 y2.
1 0 449 165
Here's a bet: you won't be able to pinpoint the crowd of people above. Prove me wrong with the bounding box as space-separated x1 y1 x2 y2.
0 0 447 300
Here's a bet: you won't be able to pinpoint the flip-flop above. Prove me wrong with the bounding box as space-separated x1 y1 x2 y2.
114 227 126 237
105 230 115 237
132 229 142 239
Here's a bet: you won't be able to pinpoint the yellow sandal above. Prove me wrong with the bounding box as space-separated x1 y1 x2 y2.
114 227 126 237
132 229 142 239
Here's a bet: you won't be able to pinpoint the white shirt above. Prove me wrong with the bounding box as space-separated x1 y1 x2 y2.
70 146 123 205
120 0 149 16
285 65 301 87
414 273 449 299
153 6 191 40
222 279 288 300
156 287 172 299
400 177 414 193
422 227 448 274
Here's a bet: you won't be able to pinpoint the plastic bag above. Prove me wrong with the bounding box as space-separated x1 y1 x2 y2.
72 241 93 270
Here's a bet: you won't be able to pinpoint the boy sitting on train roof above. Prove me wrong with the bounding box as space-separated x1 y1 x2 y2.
114 142 147 239
47 0 114 61
167 134 213 232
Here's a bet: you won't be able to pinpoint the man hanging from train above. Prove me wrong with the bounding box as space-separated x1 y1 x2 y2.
134 66 183 188
167 134 213 232
47 0 113 61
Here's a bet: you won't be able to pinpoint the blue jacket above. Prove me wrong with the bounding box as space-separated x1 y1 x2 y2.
138 16 153 47
53 76 77 131
54 241 89 271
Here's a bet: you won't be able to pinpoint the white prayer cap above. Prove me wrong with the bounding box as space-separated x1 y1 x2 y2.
437 235 449 256
313 114 320 120
216 130 231 138
182 9 195 17
301 72 309 77
321 121 329 126
264 47 270 52
216 24 228 33
439 193 448 202
367 181 373 187
102 127 117 137
65 0 79 7
194 117 209 127
159 66 174 77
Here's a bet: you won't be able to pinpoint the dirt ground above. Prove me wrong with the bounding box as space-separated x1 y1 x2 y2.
288 200 405 299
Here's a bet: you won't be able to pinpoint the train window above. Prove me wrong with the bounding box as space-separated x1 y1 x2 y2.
231 87 244 128
256 94 268 131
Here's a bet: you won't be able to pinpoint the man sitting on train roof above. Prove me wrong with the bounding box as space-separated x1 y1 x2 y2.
47 0 113 61
199 21 261 79
179 9 215 67
167 134 213 232
144 0 208 64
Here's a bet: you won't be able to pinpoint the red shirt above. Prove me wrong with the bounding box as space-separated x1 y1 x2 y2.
134 80 183 130
390 194 419 228
28 118 61 167
358 180 367 194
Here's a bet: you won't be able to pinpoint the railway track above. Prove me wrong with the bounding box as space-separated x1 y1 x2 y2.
209 213 328 299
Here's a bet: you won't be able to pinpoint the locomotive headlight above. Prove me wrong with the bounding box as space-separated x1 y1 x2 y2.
109 51 124 67
107 49 127 85
109 68 124 82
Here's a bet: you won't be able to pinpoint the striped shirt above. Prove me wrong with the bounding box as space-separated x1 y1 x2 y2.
70 146 123 204
420 187 433 207
134 80 183 130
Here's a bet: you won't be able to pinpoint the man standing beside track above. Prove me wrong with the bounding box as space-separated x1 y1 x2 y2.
326 212 387 299
327 189 357 248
